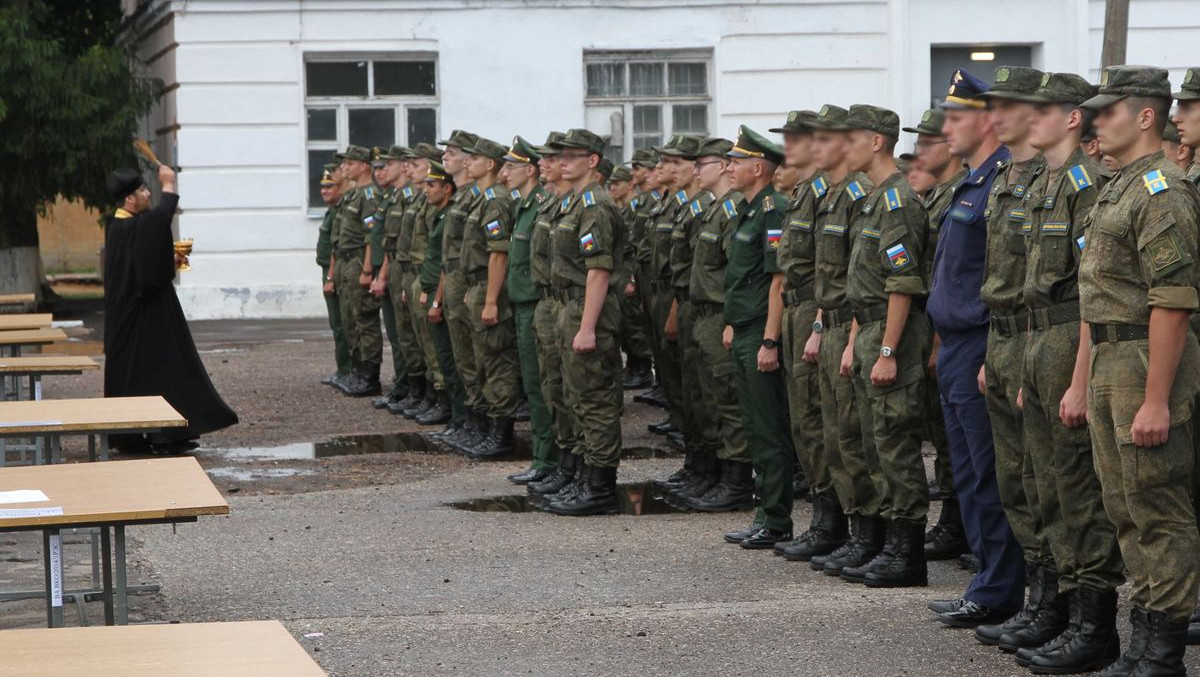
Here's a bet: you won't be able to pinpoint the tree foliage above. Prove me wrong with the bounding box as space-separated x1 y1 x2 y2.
0 0 157 248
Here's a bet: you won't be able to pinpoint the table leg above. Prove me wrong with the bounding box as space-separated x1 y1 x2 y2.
100 526 114 625
88 434 96 463
100 434 110 462
30 375 40 401
114 526 128 624
44 529 64 628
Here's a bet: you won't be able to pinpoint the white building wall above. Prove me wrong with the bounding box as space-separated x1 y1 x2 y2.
132 0 1200 319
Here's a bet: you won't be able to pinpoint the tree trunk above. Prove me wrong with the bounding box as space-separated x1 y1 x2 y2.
0 203 45 300
1101 0 1130 69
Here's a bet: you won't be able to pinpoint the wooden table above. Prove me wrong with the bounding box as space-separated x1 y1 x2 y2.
0 293 36 308
0 396 186 465
0 620 327 676
0 314 52 331
0 327 67 358
0 356 99 401
0 457 229 627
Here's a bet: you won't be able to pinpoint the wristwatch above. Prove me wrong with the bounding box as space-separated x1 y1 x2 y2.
880 346 895 358
812 320 824 335
431 300 441 309
761 338 778 349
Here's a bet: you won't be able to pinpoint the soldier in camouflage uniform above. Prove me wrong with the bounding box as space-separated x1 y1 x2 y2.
977 67 1048 587
374 146 424 411
317 162 350 385
1076 65 1200 675
628 148 664 393
983 72 1126 673
903 108 970 561
330 144 383 397
609 165 655 391
542 129 625 517
804 105 881 576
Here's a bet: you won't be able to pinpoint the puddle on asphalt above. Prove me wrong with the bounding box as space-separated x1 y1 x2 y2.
200 432 674 464
205 467 315 481
446 482 682 516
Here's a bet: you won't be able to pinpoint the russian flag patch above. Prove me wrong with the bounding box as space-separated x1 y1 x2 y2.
579 232 597 254
485 220 503 239
886 243 911 270
766 229 782 249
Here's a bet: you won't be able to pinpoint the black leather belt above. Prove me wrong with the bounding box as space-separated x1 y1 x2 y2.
1090 323 1150 344
1028 303 1080 332
536 284 551 300
694 301 722 317
853 303 889 325
990 312 1027 338
553 286 588 303
337 247 365 258
783 287 815 308
822 306 854 327
465 269 488 285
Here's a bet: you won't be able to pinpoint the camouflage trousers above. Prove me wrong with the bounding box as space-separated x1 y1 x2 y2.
650 286 693 439
620 287 653 363
322 283 350 376
334 252 382 368
691 306 748 462
516 301 557 471
677 300 709 450
534 296 575 452
465 282 520 419
387 267 426 381
984 329 1045 563
408 276 444 390
558 294 623 468
1089 339 1200 620
1023 321 1122 592
782 300 827 494
445 270 482 410
819 319 880 516
851 315 931 523
927 368 955 499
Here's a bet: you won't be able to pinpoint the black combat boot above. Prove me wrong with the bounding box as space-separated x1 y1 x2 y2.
528 451 577 496
819 514 883 577
779 491 848 561
1027 586 1119 674
1187 603 1200 646
447 408 487 451
429 418 464 442
684 460 754 512
925 496 969 560
391 375 426 414
1099 608 1150 677
331 362 363 394
623 355 652 390
862 519 928 588
792 466 810 500
404 383 436 418
978 562 1044 645
1125 610 1186 677
346 363 382 397
666 452 720 504
647 417 677 435
1000 563 1069 652
651 445 701 494
414 392 451 425
547 465 621 516
470 417 514 458
508 463 552 485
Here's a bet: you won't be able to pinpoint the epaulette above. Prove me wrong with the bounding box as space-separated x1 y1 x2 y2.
402 186 414 199
845 181 866 201
364 186 376 199
722 199 737 219
884 187 903 211
583 191 596 207
631 197 640 209
561 196 572 211
763 195 776 212
510 189 521 200
484 186 496 200
651 190 662 201
471 185 482 197
811 176 829 199
690 200 703 216
674 190 687 206
1143 169 1170 195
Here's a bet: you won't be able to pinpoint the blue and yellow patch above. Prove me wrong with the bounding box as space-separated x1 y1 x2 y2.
1012 184 1027 198
510 189 521 200
651 190 662 200
1076 235 1086 251
699 231 720 243
402 186 414 199
766 229 782 249
1143 170 1169 195
471 185 482 197
788 218 812 231
484 187 496 200
561 196 571 211
655 223 674 233
631 197 640 210
1009 208 1026 223
886 243 911 270
884 188 903 211
1068 165 1092 192
846 181 867 201
579 232 597 254
485 220 504 240
674 190 688 206
812 176 829 199
1041 221 1069 234
822 224 847 236
860 228 881 239
722 199 738 219
583 191 596 207
690 200 703 216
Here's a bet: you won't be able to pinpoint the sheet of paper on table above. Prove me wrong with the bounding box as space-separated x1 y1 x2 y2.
0 507 64 519
0 489 49 504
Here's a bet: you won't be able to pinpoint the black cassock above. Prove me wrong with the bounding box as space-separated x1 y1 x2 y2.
103 192 237 446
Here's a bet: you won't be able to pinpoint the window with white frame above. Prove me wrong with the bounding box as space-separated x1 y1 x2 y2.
304 55 438 211
583 50 713 165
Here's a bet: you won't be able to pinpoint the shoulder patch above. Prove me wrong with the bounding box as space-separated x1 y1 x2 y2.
631 197 640 209
471 185 481 197
484 187 496 200
364 186 376 199
845 181 866 202
674 190 688 206
510 189 521 200
763 195 775 212
561 196 571 211
402 186 414 199
1068 165 1093 192
886 243 912 270
690 200 703 216
766 228 782 249
1143 169 1169 195
651 190 662 200
722 199 738 219
811 176 829 199
485 220 504 240
583 191 596 208
884 187 903 211
579 232 598 255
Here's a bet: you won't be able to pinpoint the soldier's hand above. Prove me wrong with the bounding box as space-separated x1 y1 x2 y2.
573 328 597 354
401 290 408 304
428 305 443 324
870 356 897 387
977 365 987 395
1131 401 1170 448
1016 387 1024 410
757 345 780 373
419 292 428 306
323 280 335 295
664 314 678 342
722 325 733 350
839 343 854 378
1059 385 1088 428
926 349 938 376
369 278 386 297
803 332 821 363
481 302 499 327
624 282 637 299
359 272 373 289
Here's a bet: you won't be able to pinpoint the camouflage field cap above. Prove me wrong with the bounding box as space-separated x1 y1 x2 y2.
380 145 413 161
631 147 660 168
1174 67 1200 102
902 108 947 136
504 135 542 164
465 136 507 161
437 129 479 149
552 128 606 155
844 104 900 139
535 131 566 156
337 145 372 163
727 125 784 164
979 66 1045 102
660 134 704 159
1082 65 1173 110
770 109 819 134
1164 120 1183 144
696 137 734 158
1024 72 1097 105
597 157 615 180
808 104 853 131
610 165 633 182
410 142 443 162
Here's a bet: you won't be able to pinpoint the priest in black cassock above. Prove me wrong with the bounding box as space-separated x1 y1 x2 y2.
103 164 237 453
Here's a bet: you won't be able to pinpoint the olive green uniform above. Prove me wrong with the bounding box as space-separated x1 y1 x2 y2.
420 203 467 423
684 189 749 461
1081 151 1200 620
534 191 576 454
846 172 931 524
670 189 715 449
633 189 664 364
510 185 557 471
647 191 690 432
778 173 828 494
400 190 444 390
462 184 520 418
331 183 383 371
1021 150 1123 593
725 185 794 532
815 172 878 517
443 183 484 411
619 197 653 368
552 183 624 468
383 185 425 387
317 198 350 375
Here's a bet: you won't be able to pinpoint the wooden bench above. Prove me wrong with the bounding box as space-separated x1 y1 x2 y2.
0 314 53 331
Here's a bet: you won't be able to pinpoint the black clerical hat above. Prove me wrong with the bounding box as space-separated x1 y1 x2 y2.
107 168 144 202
